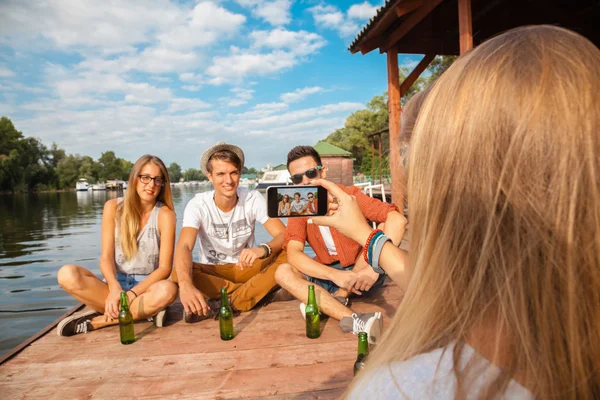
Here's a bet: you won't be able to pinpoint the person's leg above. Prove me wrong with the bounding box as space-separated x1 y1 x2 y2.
274 262 353 321
227 250 289 311
89 280 178 329
57 264 109 312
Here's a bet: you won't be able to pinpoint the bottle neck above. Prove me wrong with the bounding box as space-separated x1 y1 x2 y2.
220 289 229 307
358 336 369 356
120 292 129 311
307 287 317 305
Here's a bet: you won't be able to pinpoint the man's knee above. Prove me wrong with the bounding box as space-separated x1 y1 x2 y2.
274 263 299 286
57 264 83 291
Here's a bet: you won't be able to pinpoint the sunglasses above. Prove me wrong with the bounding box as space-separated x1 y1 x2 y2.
290 166 323 184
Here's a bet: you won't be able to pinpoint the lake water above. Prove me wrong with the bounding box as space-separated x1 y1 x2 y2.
0 186 271 357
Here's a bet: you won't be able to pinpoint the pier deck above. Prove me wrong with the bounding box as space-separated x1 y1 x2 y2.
1 280 403 399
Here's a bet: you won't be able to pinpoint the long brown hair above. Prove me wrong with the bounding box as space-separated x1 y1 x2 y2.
116 155 174 260
352 25 600 399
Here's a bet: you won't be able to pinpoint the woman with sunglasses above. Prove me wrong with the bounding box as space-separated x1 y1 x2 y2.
56 155 178 336
278 194 291 217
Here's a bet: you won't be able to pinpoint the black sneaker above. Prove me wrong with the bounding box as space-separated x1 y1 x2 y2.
182 299 219 323
261 287 295 307
57 310 102 337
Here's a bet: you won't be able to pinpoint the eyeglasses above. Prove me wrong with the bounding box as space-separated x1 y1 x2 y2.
138 175 165 187
290 166 323 184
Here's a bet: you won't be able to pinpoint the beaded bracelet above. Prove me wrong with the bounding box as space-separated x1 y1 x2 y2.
259 243 272 259
363 229 383 264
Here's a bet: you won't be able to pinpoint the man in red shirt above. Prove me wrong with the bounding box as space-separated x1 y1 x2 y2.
275 146 406 344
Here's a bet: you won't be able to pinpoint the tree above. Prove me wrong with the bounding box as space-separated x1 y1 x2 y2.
183 168 205 181
97 151 124 181
425 55 457 84
168 162 182 182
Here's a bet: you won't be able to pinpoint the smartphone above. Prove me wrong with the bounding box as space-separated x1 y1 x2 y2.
267 185 328 218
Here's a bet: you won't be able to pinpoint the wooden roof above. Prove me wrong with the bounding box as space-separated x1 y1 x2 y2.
350 0 600 55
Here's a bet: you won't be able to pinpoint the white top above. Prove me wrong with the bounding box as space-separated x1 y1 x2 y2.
319 226 338 255
114 199 163 275
290 199 306 214
182 188 269 264
348 343 533 400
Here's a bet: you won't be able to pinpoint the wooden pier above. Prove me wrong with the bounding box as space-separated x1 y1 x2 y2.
1 280 403 399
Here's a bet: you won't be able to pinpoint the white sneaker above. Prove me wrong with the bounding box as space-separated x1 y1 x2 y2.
153 308 166 327
339 312 382 345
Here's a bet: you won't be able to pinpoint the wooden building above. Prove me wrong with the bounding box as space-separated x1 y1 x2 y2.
313 141 354 186
349 0 600 203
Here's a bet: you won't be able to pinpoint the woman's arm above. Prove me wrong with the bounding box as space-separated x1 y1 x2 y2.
100 199 122 319
129 207 176 296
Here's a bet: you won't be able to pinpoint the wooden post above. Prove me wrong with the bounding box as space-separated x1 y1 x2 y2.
458 0 473 53
371 138 375 184
387 49 402 204
378 134 383 185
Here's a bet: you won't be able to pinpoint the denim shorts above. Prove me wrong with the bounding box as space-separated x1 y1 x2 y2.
116 272 148 291
305 261 386 295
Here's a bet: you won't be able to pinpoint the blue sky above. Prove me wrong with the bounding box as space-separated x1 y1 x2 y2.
0 0 421 170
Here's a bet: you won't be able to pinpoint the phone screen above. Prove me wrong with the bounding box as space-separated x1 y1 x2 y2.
267 185 328 218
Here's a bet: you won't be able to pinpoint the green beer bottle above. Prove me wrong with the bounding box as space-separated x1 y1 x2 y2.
219 287 234 341
305 284 320 339
353 332 369 375
119 292 135 345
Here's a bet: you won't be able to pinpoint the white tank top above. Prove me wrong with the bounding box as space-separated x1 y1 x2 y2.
114 199 163 275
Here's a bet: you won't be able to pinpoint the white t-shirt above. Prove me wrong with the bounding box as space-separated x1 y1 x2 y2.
347 343 533 400
182 188 269 264
290 199 306 214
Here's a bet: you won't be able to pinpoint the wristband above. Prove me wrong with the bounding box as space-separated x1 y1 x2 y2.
371 234 390 275
128 289 138 299
259 243 272 259
367 231 385 265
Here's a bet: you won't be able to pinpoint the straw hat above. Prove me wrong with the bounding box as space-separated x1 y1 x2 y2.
200 142 245 176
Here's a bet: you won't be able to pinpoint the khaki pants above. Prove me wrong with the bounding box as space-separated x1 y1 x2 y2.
172 251 287 311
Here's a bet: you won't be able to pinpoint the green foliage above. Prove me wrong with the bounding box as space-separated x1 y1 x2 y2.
323 56 456 171
183 168 206 182
168 162 183 182
0 117 156 192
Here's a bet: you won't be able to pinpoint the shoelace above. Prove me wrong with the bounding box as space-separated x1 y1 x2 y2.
352 313 367 333
75 319 91 334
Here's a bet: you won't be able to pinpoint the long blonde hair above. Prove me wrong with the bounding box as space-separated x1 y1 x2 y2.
116 155 174 260
352 25 600 399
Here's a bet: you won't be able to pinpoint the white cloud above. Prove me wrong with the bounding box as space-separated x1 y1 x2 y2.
309 4 359 37
280 86 324 103
206 29 326 84
236 0 292 25
0 0 181 53
0 63 15 77
221 87 255 107
309 2 381 38
124 83 173 104
230 102 289 119
167 98 212 113
182 85 202 92
347 2 379 20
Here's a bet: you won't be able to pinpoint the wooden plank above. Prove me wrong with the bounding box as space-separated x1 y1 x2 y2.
0 302 84 365
400 53 435 95
396 0 423 17
387 49 403 205
381 0 446 53
458 0 473 53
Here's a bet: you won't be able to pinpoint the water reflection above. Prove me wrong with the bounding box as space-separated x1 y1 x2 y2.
0 186 271 357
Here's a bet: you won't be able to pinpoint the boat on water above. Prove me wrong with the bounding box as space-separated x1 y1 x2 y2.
255 170 291 191
75 178 89 191
90 183 106 191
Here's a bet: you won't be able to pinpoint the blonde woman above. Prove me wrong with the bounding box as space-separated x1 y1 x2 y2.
312 25 600 399
278 194 291 217
56 155 178 336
